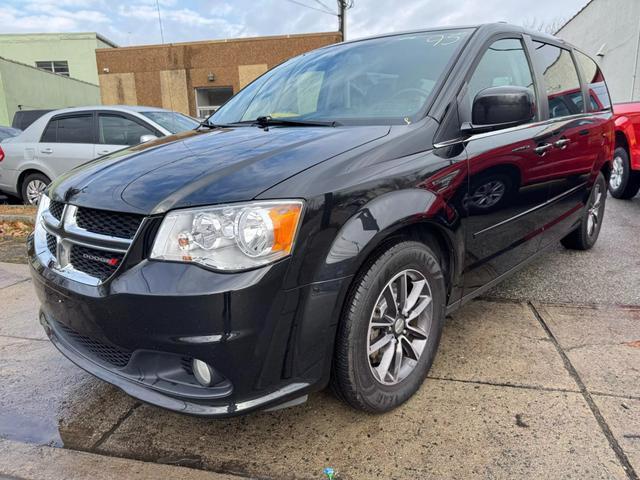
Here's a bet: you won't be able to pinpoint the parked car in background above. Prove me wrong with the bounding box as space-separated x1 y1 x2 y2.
12 110 52 131
0 126 21 142
30 24 613 417
610 102 640 199
0 106 200 204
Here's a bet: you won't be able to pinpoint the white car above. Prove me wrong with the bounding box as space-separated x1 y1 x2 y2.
0 105 199 204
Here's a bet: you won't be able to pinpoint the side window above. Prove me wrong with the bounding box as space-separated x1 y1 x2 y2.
465 38 535 120
41 120 57 142
56 115 93 143
98 114 156 146
574 51 612 111
531 42 582 118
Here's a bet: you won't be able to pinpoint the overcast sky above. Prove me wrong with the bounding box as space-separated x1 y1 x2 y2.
1 0 589 46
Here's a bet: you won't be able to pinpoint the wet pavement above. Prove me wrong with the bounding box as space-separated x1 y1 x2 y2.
0 196 639 479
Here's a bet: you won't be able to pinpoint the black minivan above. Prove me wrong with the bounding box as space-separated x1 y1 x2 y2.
29 24 613 416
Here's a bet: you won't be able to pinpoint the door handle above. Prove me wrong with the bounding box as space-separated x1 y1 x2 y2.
40 148 53 154
534 143 553 155
554 138 571 149
97 150 110 155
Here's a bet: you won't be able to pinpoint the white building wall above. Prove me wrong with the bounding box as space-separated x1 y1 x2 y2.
557 0 640 103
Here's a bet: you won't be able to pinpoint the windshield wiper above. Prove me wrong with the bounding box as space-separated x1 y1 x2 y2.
194 120 231 130
241 116 340 128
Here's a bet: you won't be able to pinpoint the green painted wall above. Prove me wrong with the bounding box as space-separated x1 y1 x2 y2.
0 33 116 85
0 58 100 126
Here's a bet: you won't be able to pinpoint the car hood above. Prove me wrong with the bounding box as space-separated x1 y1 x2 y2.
50 125 390 214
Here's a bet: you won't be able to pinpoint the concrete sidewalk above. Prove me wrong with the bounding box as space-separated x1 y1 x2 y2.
0 261 638 479
0 197 638 479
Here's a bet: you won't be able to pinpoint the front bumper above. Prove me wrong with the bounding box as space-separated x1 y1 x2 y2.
29 237 350 417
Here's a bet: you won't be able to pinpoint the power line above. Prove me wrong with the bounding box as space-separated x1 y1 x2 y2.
155 0 165 43
312 0 336 13
283 0 337 16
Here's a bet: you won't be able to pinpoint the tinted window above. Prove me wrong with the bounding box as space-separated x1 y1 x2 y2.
211 29 473 125
54 115 93 143
574 50 611 111
99 114 155 146
41 120 57 142
466 38 535 121
532 42 582 118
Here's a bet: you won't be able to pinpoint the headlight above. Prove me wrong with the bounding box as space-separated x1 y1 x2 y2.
150 200 304 271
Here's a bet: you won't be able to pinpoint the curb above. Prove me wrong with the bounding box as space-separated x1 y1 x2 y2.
0 214 34 224
0 439 247 480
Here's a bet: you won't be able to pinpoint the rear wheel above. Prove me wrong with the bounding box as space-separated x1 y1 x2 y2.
21 173 50 205
331 240 446 413
561 173 606 250
609 147 640 199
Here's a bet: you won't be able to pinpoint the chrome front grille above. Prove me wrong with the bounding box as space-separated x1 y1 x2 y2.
76 207 143 240
34 199 144 285
49 201 64 221
69 244 124 280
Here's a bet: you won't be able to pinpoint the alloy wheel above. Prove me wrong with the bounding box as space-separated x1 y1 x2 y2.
367 269 433 385
610 156 624 191
25 180 47 205
587 183 603 237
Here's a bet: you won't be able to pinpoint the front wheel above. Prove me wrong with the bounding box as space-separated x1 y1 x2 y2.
609 147 640 199
331 240 446 413
561 172 606 250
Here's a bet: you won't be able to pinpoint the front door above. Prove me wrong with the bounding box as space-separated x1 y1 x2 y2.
459 37 549 295
95 112 159 157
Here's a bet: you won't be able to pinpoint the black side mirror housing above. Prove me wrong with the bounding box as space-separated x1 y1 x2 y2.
461 86 535 134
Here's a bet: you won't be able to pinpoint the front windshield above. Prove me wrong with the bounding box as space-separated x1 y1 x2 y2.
142 111 200 133
211 29 472 126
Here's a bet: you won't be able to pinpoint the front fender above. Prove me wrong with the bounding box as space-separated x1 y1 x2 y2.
316 188 460 287
615 115 640 170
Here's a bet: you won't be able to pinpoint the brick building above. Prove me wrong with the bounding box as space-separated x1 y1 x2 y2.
96 32 341 118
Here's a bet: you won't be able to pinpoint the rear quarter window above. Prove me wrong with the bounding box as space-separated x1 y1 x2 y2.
574 50 612 112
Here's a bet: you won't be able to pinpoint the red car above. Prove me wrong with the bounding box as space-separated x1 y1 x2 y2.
610 102 640 198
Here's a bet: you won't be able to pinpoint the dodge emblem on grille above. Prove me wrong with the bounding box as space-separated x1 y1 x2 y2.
81 253 120 266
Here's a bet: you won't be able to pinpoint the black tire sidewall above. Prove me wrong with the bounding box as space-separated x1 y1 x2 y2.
609 147 631 198
582 173 607 248
341 241 445 412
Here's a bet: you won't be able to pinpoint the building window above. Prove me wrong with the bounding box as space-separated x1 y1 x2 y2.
195 87 234 118
35 61 70 77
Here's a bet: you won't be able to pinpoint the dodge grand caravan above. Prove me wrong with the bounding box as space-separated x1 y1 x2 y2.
29 24 613 416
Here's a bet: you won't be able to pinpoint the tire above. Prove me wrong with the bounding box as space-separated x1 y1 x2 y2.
561 172 606 250
609 146 640 199
465 173 514 213
21 173 50 205
331 240 446 413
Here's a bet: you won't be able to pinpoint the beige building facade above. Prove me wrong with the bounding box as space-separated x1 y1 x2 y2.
96 32 341 118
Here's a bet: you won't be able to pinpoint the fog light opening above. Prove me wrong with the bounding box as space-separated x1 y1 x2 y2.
192 358 214 386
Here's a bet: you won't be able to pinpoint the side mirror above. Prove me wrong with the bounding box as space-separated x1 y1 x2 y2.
140 134 158 143
462 86 535 134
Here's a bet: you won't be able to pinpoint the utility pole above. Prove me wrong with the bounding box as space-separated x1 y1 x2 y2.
337 0 347 41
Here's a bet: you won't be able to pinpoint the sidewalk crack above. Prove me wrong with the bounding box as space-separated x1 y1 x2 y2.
89 402 141 452
529 302 638 480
